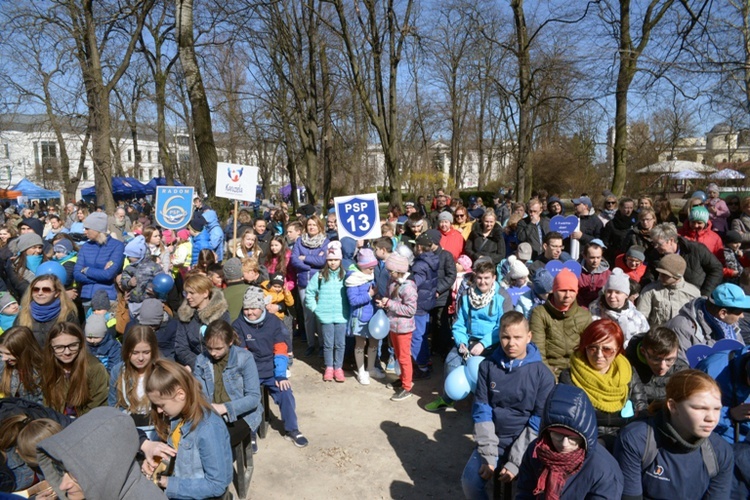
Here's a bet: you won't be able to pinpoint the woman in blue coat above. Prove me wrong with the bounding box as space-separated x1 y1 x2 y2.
73 212 125 303
290 216 329 355
194 319 262 448
516 384 624 499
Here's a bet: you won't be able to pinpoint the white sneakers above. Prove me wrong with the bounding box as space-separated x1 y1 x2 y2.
356 367 371 385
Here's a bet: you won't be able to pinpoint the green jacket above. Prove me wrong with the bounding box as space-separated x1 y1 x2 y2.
529 299 592 378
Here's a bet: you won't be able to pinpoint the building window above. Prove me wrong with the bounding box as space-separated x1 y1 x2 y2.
41 142 57 159
135 150 142 162
176 135 189 146
2 144 8 159
148 151 152 163
82 167 88 181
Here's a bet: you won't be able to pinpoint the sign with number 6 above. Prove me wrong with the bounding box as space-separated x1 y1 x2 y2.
334 193 382 240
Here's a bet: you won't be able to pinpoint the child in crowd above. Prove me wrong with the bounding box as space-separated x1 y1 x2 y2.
614 245 647 283
625 326 688 404
50 238 77 288
172 229 193 278
449 255 472 316
499 255 530 290
242 256 268 287
84 313 121 374
232 287 309 448
345 248 382 384
0 291 19 333
0 414 63 491
305 241 350 383
722 230 748 283
206 263 226 288
515 268 553 320
109 325 159 439
0 326 44 403
146 359 233 499
263 272 295 366
376 254 418 402
120 235 162 316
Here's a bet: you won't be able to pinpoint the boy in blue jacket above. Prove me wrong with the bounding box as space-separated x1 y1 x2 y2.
462 311 555 499
411 234 439 378
188 214 212 267
233 287 309 448
84 313 121 373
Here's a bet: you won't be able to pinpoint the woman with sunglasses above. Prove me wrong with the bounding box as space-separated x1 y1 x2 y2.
15 274 80 347
4 232 45 299
452 207 475 241
41 322 108 417
558 319 647 451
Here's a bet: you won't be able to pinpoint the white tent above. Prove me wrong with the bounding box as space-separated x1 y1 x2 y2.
671 169 704 180
710 168 746 180
636 160 717 174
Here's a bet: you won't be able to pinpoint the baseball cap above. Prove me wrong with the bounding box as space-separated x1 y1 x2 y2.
710 283 750 310
571 196 592 208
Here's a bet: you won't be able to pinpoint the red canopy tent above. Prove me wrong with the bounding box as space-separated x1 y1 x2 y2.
0 189 21 199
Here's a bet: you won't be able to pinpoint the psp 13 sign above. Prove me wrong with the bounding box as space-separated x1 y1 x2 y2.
155 186 195 231
335 193 382 240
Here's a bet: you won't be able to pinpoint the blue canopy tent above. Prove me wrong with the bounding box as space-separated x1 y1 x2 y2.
81 177 153 201
145 177 184 189
10 178 61 200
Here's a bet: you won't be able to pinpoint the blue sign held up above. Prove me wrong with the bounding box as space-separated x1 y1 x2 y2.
549 215 579 238
334 193 382 240
155 186 195 230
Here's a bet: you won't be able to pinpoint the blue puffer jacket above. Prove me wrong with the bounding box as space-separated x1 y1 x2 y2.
86 332 121 374
516 384 624 499
194 346 262 431
233 312 289 380
305 269 350 324
202 210 224 261
290 237 330 288
73 236 125 301
165 410 232 500
190 228 212 267
698 345 750 444
411 250 439 315
345 270 375 334
452 281 505 349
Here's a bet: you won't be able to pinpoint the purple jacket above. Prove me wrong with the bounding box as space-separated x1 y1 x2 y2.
385 279 418 334
290 238 330 288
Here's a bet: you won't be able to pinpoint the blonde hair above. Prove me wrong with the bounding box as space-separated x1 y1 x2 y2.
17 275 76 332
241 256 261 274
183 274 214 296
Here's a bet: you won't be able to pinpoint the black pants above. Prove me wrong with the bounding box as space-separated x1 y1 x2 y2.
225 418 251 448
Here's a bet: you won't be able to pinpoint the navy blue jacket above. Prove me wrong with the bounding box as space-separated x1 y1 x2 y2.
516 384 624 499
614 414 733 499
411 250 439 315
233 312 289 381
86 331 121 374
374 260 389 298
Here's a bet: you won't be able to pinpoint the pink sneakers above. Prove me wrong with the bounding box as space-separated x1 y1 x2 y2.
323 367 334 382
333 368 345 383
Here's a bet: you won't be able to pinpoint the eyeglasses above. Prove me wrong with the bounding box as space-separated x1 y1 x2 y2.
642 350 677 366
32 286 54 294
51 342 80 354
586 344 617 357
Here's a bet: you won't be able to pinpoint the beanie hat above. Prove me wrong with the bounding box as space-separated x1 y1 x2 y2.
552 268 578 293
517 242 533 262
326 240 343 260
386 254 409 273
356 248 377 269
243 286 268 309
507 255 529 280
706 183 720 194
20 218 44 237
223 258 243 282
655 254 686 279
626 245 646 262
177 229 190 241
424 229 441 246
532 269 554 295
189 214 206 232
0 292 17 314
138 298 167 327
457 254 472 273
124 235 148 262
91 290 111 311
415 233 434 248
270 272 285 287
83 212 108 233
394 243 414 266
15 233 43 254
162 230 175 245
438 211 454 223
605 268 630 295
727 230 743 244
84 314 108 339
689 205 709 224
53 239 74 255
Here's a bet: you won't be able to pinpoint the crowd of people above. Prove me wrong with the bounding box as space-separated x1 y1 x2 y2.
0 185 750 498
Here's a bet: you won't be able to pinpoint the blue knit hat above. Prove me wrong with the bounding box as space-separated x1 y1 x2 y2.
124 235 147 262
532 269 554 295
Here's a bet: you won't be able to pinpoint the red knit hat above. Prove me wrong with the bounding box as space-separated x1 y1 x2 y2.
552 268 578 293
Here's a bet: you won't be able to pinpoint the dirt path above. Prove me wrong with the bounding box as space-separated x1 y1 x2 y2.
248 339 476 499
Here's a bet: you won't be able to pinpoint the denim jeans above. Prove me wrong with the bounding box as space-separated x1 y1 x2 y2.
321 322 346 369
411 313 431 366
461 448 498 500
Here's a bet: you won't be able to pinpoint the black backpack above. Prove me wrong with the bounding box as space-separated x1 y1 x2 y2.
640 421 718 479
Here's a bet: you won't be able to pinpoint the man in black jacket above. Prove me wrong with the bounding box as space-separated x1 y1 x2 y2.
601 197 636 262
517 199 550 259
570 196 603 246
647 222 723 297
424 229 458 360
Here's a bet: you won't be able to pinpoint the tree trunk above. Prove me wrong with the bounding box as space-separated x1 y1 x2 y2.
511 0 533 201
176 0 218 197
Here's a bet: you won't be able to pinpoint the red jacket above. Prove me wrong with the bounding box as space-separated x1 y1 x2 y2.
577 262 612 308
440 228 465 261
678 220 724 260
614 254 647 283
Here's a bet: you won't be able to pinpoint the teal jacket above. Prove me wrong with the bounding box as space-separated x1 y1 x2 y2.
305 269 350 324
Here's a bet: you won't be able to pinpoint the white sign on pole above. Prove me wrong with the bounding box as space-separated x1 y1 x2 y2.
334 193 382 240
215 162 259 202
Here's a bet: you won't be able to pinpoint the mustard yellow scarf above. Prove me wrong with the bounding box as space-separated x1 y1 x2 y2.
569 351 631 413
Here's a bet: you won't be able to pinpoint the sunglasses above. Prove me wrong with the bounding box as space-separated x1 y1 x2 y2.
605 201 617 206
32 286 54 294
586 344 617 357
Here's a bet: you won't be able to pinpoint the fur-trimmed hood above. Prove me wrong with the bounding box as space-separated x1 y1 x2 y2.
177 288 229 324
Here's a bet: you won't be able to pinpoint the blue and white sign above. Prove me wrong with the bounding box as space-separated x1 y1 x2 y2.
215 162 259 202
334 193 382 240
155 186 195 230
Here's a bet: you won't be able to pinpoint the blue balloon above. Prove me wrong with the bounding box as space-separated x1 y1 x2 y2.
465 355 485 392
152 273 175 295
691 190 707 202
35 261 68 285
368 309 389 340
445 366 471 401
